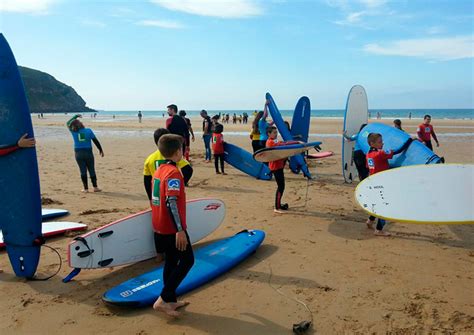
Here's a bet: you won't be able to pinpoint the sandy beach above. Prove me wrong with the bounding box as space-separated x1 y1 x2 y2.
1 115 473 334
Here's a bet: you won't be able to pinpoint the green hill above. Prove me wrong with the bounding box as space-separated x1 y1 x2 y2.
19 66 96 114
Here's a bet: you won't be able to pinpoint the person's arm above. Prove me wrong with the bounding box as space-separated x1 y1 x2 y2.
393 138 413 155
189 123 195 141
66 114 81 128
416 126 424 143
92 138 104 157
342 131 357 142
0 145 18 156
166 196 187 251
263 100 269 118
144 175 152 200
181 165 193 186
0 133 36 156
431 128 439 146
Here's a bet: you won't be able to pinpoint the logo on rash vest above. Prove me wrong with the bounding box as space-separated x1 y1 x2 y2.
384 149 391 154
204 203 221 211
425 127 431 133
168 179 180 191
367 158 374 168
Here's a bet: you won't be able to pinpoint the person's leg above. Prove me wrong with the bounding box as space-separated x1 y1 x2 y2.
84 150 100 191
354 150 369 181
374 219 390 236
75 150 89 191
159 232 194 303
425 140 433 151
203 135 211 161
219 154 225 174
274 169 285 211
251 140 260 153
214 154 220 173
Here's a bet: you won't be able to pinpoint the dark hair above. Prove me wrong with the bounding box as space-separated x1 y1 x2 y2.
284 121 291 131
367 133 382 146
253 111 264 133
359 123 367 132
424 114 431 119
214 124 224 134
153 128 170 145
266 125 277 135
179 110 186 117
167 104 178 114
200 109 208 116
158 134 183 158
69 119 84 132
394 119 402 126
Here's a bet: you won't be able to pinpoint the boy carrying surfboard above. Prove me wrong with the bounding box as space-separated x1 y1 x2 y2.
151 134 194 317
366 133 412 236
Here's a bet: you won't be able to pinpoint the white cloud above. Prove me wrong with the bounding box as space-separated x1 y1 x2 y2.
364 35 474 61
150 0 263 18
358 0 387 9
0 0 56 14
334 11 366 25
137 20 185 29
81 19 106 28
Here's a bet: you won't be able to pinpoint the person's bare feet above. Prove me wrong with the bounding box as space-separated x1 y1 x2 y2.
222 172 227 175
366 219 375 230
81 189 89 193
93 187 102 192
374 229 391 237
153 297 181 317
170 301 190 310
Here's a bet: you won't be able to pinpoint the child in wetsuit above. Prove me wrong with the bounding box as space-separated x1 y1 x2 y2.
212 124 226 175
366 133 412 236
266 126 289 214
343 124 369 181
151 134 194 317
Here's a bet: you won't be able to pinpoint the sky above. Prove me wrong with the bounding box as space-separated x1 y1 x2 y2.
0 0 473 110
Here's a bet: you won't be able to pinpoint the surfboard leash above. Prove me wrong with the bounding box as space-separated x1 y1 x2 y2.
30 244 62 281
255 255 314 334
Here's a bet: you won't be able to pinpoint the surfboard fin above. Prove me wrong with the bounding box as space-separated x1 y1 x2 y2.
62 268 81 283
293 320 312 334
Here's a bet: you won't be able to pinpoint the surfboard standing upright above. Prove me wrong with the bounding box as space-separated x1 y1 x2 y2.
266 93 312 179
290 96 311 173
342 85 368 183
0 34 42 278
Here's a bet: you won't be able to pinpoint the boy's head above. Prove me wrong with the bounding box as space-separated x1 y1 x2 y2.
167 104 178 116
393 119 402 129
179 110 186 117
153 128 170 145
158 134 183 161
267 125 278 139
423 114 431 124
214 124 224 134
367 132 383 149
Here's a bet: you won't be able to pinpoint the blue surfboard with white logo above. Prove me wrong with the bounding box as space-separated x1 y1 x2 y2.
224 142 272 180
356 123 442 167
0 34 42 278
102 230 265 307
266 93 311 178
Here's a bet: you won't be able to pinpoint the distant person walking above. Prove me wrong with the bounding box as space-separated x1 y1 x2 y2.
417 114 439 151
408 112 412 120
179 110 195 161
165 104 189 154
138 111 143 123
66 114 103 193
200 110 212 162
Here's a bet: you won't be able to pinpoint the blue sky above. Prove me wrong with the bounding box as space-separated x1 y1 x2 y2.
0 0 472 110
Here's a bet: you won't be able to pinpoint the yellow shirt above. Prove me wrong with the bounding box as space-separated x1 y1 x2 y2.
143 150 190 176
250 130 260 141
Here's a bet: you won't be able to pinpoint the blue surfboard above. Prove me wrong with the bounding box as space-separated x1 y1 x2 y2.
290 97 311 173
253 141 322 163
102 230 266 307
0 34 42 278
223 142 272 180
356 123 442 167
42 208 69 221
266 93 312 178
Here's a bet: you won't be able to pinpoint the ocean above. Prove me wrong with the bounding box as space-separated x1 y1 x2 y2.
94 109 473 121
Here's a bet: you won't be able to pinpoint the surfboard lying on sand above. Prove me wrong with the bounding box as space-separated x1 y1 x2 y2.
0 222 87 248
42 209 69 221
266 93 312 178
0 33 42 278
223 142 272 180
253 141 322 163
355 164 474 224
307 151 334 159
356 123 442 167
342 85 368 183
102 230 265 307
68 199 226 269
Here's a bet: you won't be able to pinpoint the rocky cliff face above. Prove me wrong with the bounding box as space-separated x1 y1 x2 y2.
19 66 96 114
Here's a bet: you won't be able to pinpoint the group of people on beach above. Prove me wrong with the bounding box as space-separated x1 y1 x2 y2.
0 107 441 311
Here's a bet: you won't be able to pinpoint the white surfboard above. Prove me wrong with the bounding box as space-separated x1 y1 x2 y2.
355 164 474 224
342 85 368 183
253 141 321 163
68 198 226 269
0 221 87 248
